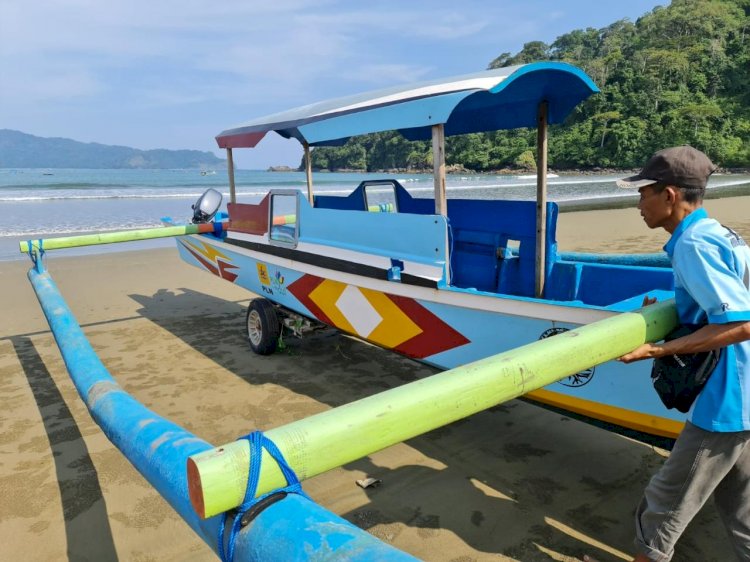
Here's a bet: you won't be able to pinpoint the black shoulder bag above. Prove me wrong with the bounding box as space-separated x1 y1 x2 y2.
651 324 721 413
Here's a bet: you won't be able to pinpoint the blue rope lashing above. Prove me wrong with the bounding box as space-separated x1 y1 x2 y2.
217 431 309 562
27 239 45 270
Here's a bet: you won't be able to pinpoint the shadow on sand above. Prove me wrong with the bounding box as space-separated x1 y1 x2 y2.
12 336 119 562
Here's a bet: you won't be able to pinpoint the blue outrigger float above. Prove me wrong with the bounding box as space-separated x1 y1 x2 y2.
178 62 683 441
22 61 683 560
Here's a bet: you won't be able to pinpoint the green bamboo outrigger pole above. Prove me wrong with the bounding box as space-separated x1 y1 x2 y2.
19 222 223 254
188 300 678 519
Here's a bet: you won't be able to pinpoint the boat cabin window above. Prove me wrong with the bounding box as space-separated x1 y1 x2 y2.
269 192 299 247
363 180 398 213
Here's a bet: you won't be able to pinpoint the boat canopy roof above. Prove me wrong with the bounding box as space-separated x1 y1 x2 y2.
216 61 599 149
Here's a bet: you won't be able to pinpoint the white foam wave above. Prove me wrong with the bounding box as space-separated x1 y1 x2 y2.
709 179 750 189
0 189 284 202
1 221 168 238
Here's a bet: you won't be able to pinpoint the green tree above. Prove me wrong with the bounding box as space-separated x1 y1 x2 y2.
307 0 750 171
515 150 536 170
592 111 622 148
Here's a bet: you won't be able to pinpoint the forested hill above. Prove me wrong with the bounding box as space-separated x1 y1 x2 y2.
0 130 225 169
307 0 750 172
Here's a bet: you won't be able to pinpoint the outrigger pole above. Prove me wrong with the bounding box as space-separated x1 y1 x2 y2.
188 299 678 519
25 252 417 562
19 222 224 254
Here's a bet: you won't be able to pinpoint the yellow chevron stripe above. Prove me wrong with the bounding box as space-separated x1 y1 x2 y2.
525 388 684 439
309 280 357 334
359 288 422 348
183 238 231 262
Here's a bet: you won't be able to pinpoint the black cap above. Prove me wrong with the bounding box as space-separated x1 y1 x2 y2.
617 146 716 190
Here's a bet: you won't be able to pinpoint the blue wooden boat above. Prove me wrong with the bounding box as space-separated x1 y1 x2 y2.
177 62 682 442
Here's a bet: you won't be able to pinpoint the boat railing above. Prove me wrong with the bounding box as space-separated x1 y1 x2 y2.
313 179 402 213
312 180 560 296
227 189 450 282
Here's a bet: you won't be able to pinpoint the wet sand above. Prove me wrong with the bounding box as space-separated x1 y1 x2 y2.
2 198 748 561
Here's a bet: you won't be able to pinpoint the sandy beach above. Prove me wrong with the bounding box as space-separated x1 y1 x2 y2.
2 197 749 561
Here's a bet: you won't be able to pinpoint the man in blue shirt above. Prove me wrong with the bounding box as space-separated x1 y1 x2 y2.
615 146 750 561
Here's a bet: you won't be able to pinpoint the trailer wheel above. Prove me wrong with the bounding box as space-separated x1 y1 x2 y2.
246 299 281 355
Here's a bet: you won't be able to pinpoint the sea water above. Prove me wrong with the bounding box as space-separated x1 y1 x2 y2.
2 168 749 261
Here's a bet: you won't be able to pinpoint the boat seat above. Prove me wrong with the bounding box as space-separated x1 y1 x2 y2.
450 232 501 292
314 189 366 210
545 261 582 301
547 260 674 306
576 262 673 306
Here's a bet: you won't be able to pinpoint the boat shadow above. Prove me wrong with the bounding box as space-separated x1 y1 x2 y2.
129 287 428 407
10 336 118 562
130 287 727 562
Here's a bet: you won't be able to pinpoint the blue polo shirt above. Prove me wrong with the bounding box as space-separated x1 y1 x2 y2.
664 207 750 432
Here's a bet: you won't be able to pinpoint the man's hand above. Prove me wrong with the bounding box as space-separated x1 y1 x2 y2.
618 342 663 363
615 296 660 363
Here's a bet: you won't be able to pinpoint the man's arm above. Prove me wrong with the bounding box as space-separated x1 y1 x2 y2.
618 321 750 363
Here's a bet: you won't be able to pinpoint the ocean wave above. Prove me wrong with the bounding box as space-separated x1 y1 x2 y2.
0 185 386 201
708 178 750 189
1 175 746 203
0 182 136 190
0 189 269 202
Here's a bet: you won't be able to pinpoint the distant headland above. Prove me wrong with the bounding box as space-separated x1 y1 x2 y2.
267 165 298 172
0 129 225 169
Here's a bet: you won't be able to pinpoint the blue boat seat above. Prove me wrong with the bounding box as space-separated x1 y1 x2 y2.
447 199 557 297
545 261 583 302
576 262 673 306
314 188 367 210
547 260 674 306
449 229 502 292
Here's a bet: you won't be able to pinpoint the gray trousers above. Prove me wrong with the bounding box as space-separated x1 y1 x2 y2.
636 421 750 561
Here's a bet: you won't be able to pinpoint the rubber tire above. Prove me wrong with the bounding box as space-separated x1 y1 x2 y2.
246 299 281 355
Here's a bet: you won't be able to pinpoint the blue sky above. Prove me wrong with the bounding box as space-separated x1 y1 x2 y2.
0 0 666 169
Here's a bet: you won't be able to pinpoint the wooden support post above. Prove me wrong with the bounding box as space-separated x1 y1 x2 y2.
535 101 549 299
303 142 314 203
227 148 236 204
431 124 447 216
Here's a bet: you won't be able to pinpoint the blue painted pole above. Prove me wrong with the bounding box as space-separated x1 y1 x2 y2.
27 265 417 561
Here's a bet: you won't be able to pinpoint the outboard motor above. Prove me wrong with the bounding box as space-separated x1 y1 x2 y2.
191 188 223 224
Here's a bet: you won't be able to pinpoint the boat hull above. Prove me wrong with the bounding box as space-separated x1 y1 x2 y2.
176 233 685 440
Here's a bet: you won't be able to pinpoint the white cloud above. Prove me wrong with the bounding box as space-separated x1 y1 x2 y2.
296 8 489 41
0 0 666 163
0 58 105 103
345 63 433 86
1 0 496 100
